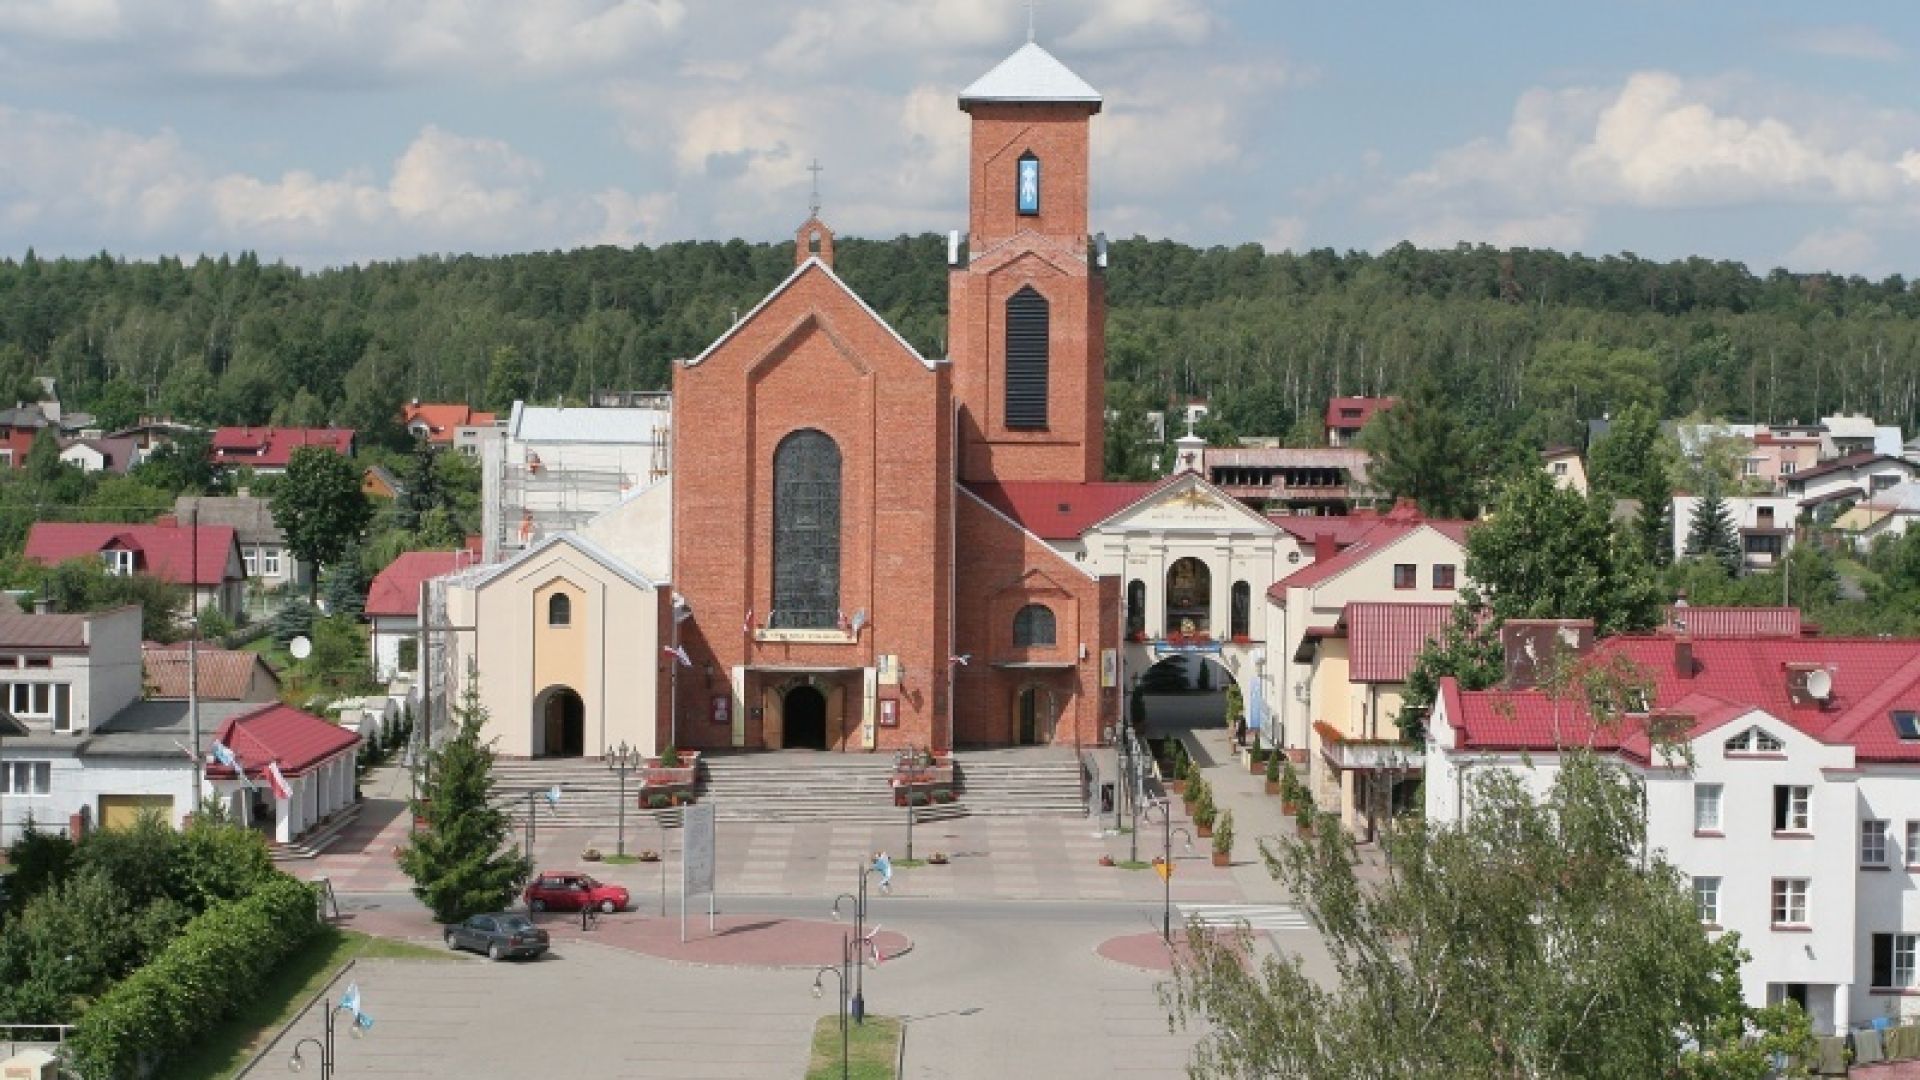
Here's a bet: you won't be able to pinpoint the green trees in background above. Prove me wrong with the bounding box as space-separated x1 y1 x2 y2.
1467 470 1662 635
1358 373 1491 519
271 445 372 598
1587 403 1676 567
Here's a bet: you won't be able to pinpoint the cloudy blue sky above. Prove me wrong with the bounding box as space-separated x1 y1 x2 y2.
3 1 1918 275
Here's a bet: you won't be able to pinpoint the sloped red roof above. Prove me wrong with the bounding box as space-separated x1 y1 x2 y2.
1346 602 1454 683
142 643 280 701
1658 605 1801 638
1268 509 1472 599
403 403 496 444
204 703 359 778
366 550 467 617
209 427 354 468
25 523 238 586
1324 396 1396 431
1788 451 1915 484
964 481 1163 541
1270 514 1380 548
1445 635 1920 763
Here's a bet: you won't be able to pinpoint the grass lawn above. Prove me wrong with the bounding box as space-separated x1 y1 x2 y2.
1114 859 1153 871
155 927 453 1080
600 853 645 865
805 1014 901 1080
891 858 927 870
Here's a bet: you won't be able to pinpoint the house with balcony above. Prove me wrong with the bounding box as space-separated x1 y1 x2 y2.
1671 494 1799 573
1200 446 1377 516
1324 396 1395 447
1784 453 1920 518
1425 624 1920 1036
24 522 246 620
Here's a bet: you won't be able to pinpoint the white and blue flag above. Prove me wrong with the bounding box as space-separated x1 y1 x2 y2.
339 983 373 1030
209 740 254 789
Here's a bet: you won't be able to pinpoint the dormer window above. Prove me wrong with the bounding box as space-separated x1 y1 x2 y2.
1894 711 1920 741
102 549 134 576
1727 726 1784 754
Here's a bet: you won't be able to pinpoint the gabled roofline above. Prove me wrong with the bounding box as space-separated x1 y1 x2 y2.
957 484 1099 582
1085 472 1279 536
685 257 939 372
468 531 661 594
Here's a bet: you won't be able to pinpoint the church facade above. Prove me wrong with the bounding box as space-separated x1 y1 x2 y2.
667 43 1120 754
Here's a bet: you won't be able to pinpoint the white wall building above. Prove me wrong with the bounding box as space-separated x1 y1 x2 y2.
1426 630 1920 1035
1672 494 1799 571
480 401 673 562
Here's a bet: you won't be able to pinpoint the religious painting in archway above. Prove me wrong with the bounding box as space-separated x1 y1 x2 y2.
1165 557 1211 636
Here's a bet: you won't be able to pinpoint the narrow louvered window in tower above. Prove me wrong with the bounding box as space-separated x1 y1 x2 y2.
1005 286 1049 428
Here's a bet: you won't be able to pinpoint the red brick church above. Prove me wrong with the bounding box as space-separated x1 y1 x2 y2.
669 43 1120 754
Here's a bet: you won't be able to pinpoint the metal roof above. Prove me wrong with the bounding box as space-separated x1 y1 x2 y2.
508 403 670 445
959 43 1102 108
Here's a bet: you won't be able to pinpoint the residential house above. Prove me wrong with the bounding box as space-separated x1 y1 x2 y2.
1750 425 1825 492
479 400 672 562
24 522 247 620
1784 453 1920 517
1200 446 1378 516
208 426 354 474
366 549 472 682
57 436 137 474
402 402 498 450
1426 627 1920 1034
1820 414 1905 460
1542 447 1589 494
198 703 360 843
1671 494 1799 572
172 494 306 596
1295 601 1453 840
1324 396 1395 447
141 643 281 703
1835 482 1920 551
110 419 201 461
0 405 52 469
1265 505 1472 752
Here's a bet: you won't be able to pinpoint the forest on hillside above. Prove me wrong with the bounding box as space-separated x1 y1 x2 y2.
2 237 1919 454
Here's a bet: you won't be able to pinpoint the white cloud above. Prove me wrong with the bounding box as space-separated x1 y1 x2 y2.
1398 212 1591 252
1263 215 1305 252
1787 24 1903 62
1782 226 1877 271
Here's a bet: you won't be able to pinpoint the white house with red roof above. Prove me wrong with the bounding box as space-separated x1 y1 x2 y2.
1426 626 1920 1034
24 522 246 620
202 703 360 845
365 549 476 682
208 426 354 474
1324 396 1396 447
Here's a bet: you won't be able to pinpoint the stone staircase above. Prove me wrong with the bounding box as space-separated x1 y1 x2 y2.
954 748 1087 817
488 749 1085 828
270 803 364 860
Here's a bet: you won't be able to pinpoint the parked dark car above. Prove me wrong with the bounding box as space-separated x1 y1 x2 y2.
525 871 631 914
444 913 550 961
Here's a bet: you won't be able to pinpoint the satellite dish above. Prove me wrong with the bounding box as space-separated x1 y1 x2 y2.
1805 669 1833 701
289 636 312 660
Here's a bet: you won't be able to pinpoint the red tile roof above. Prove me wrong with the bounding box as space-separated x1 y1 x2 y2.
1658 605 1801 638
204 703 359 778
1324 396 1396 431
1444 635 1920 763
1345 602 1455 683
1268 508 1472 599
25 523 238 586
403 403 496 444
1270 514 1380 548
209 427 354 469
366 550 467 617
142 643 280 701
964 481 1164 540
0 612 91 648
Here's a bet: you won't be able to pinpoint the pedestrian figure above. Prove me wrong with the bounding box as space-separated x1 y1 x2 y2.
873 850 893 894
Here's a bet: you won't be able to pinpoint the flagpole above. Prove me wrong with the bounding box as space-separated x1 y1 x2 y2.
189 506 203 810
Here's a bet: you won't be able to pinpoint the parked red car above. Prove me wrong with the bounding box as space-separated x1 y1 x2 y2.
525 871 630 914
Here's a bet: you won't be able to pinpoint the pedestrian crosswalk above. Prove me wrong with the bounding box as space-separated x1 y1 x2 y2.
1176 903 1312 932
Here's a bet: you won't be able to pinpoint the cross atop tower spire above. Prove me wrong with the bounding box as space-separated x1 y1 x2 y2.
1027 0 1036 42
807 158 823 219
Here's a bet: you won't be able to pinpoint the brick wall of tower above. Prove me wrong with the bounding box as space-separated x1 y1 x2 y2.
670 263 952 752
951 490 1120 747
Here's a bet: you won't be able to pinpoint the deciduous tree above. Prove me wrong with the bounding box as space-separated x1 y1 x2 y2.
271 446 371 598
1467 469 1662 634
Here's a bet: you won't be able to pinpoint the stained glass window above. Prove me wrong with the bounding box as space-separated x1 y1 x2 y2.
771 429 841 629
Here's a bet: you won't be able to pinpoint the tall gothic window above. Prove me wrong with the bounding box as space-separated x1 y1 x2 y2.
1005 286 1049 428
1013 604 1056 647
771 429 842 629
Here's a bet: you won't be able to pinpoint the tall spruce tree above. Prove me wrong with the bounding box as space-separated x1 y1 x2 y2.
399 677 530 923
1588 403 1676 567
1686 487 1743 576
1358 374 1483 519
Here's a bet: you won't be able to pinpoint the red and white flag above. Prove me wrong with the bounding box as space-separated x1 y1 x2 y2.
663 645 692 667
743 609 753 634
949 654 971 667
266 761 292 801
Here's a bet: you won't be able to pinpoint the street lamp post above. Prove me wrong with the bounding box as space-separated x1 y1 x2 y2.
810 934 853 1080
604 742 641 858
288 997 365 1077
1144 799 1193 944
831 860 880 1023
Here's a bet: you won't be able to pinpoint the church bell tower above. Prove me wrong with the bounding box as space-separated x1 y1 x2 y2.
948 42 1105 486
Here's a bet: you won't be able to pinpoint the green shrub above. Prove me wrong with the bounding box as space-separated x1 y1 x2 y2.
1264 753 1279 784
2 820 74 914
1213 811 1234 856
659 743 681 768
645 793 671 809
67 874 319 1079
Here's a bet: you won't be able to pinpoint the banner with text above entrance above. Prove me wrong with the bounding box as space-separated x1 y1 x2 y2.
1152 639 1223 657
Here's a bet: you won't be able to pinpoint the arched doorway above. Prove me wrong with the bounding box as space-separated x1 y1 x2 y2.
784 685 829 750
537 686 585 757
1165 558 1211 636
1016 686 1055 745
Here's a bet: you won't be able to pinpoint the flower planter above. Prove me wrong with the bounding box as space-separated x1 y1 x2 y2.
1167 779 1186 796
1211 851 1230 868
637 850 661 863
1196 822 1213 839
928 852 950 865
1246 753 1265 775
1099 854 1115 867
581 848 603 862
1265 780 1281 796
1281 799 1300 815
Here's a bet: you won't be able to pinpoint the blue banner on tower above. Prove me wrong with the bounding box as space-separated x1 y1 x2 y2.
1017 156 1040 215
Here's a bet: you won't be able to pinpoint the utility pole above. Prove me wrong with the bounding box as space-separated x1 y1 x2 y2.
189 506 203 809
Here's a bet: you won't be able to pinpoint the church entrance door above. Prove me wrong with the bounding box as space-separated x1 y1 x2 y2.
538 686 586 757
784 686 829 750
1017 687 1053 745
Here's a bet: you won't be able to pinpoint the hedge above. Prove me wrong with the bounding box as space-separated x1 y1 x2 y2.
66 874 319 1079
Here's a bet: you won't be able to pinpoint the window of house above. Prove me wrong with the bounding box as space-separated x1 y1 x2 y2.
1770 879 1809 927
770 429 842 629
23 656 49 669
1727 727 1784 754
1012 604 1056 647
1004 287 1050 429
1773 785 1811 832
397 638 419 673
0 656 15 668
1780 461 1797 476
1863 819 1891 867
1744 533 1782 556
1872 934 1918 990
1432 564 1456 590
261 547 281 576
101 549 134 576
1125 580 1146 639
0 761 50 796
1392 564 1416 590
9 683 52 718
1552 462 1567 476
1893 710 1920 741
1908 820 1920 868
1693 784 1723 833
1757 507 1775 528
547 593 572 628
1693 877 1721 926
242 549 259 576
1742 459 1760 476
1230 582 1251 639
1016 151 1040 215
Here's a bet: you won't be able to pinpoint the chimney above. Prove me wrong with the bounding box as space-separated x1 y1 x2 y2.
1673 635 1694 679
1313 532 1337 563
